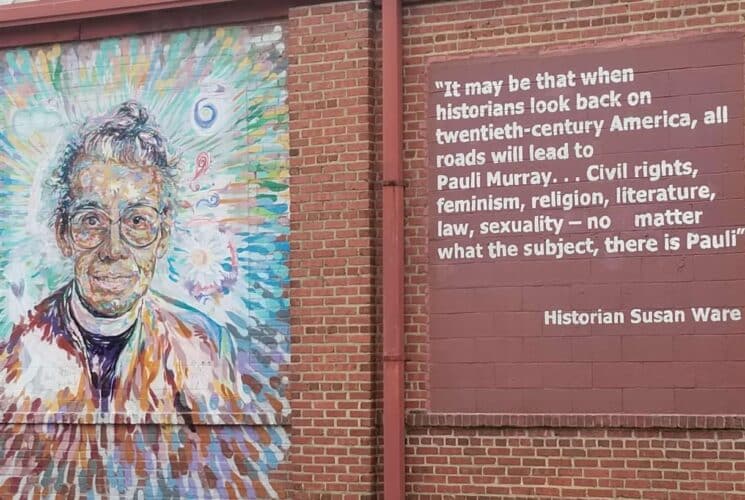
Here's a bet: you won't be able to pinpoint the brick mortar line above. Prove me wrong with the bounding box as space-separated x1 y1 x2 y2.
408 413 745 429
403 8 736 22
400 24 745 51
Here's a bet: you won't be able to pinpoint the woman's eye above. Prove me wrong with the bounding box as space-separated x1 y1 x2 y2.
127 214 154 228
84 216 101 226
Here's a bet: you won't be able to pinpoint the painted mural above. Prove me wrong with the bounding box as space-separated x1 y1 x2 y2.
0 25 289 497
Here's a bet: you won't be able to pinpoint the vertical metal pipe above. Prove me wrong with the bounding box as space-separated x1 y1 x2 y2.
382 0 404 497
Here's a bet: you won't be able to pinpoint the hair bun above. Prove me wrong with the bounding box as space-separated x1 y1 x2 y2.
118 100 149 127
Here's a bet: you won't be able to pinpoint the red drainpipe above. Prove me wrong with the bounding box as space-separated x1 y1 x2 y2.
382 0 404 497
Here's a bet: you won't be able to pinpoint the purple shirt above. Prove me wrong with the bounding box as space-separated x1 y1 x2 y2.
79 325 134 412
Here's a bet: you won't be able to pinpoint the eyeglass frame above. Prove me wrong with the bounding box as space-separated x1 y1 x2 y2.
65 203 167 250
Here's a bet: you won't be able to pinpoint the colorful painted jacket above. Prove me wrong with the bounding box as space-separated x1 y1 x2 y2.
0 283 284 498
0 282 242 419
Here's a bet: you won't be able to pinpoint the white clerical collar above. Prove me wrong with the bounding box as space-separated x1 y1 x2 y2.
70 285 140 337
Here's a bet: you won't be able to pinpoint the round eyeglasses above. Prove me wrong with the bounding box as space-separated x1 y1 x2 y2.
68 205 162 249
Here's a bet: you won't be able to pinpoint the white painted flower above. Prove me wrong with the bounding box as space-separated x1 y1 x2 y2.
176 226 235 294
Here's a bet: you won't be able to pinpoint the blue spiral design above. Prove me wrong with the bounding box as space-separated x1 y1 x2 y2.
193 98 218 129
196 192 220 209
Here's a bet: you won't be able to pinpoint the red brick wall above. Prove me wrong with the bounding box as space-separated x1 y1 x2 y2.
399 0 745 497
407 425 745 498
286 1 380 497
401 0 745 416
283 0 745 497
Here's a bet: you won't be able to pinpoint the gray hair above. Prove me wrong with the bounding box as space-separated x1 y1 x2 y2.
50 100 179 229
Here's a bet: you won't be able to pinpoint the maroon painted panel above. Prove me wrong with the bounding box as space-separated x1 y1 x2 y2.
427 34 745 414
0 0 316 48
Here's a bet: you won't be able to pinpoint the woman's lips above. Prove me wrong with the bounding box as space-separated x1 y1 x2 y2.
90 274 136 292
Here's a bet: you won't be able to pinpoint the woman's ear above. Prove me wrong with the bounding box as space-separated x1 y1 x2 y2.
156 215 172 258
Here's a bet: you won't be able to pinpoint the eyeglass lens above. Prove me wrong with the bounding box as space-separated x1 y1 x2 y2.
70 206 160 249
